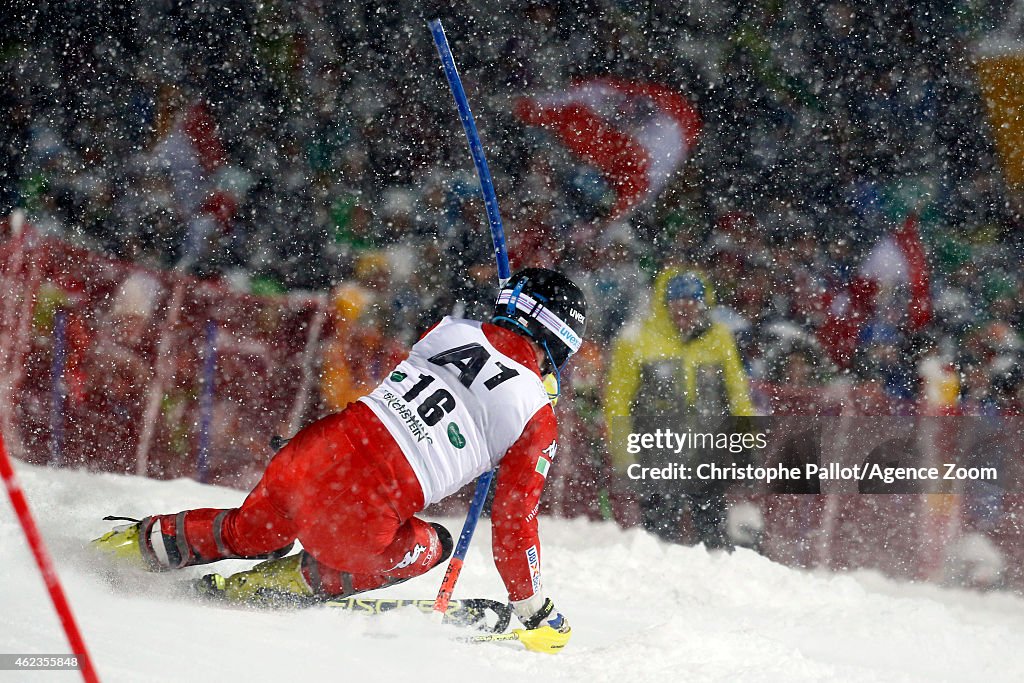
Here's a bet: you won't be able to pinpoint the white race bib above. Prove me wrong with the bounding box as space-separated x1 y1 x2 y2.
360 318 548 505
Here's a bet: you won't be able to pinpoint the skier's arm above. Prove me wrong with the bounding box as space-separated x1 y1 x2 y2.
491 404 572 652
490 404 557 602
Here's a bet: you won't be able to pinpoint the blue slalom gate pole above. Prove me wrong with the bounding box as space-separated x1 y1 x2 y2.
428 18 511 287
432 468 495 617
48 310 67 467
428 18 510 617
196 321 217 482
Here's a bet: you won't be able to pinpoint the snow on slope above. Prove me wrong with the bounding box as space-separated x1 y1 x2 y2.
2 460 1024 683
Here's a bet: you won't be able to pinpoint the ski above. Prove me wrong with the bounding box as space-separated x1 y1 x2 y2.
323 597 512 633
185 574 512 634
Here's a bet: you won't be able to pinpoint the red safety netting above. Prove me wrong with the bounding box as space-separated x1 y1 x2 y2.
1 226 326 490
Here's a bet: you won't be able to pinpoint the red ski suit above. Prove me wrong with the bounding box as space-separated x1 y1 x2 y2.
164 321 557 601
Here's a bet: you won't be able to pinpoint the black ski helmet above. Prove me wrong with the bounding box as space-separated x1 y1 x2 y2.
491 268 587 373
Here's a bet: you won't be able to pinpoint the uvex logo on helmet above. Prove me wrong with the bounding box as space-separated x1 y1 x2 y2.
558 326 581 350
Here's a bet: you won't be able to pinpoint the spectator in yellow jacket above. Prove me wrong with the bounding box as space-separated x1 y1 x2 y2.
604 267 754 548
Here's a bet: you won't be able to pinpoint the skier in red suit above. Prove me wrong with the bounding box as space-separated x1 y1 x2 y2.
93 268 585 652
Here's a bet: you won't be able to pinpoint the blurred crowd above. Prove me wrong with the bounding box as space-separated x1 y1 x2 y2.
2 0 1023 425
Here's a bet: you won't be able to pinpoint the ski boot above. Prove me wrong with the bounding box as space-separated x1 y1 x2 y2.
90 516 167 571
91 514 293 572
194 553 317 607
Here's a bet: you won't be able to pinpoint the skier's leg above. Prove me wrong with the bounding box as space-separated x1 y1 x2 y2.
201 461 451 603
202 515 452 604
305 517 453 596
93 411 353 570
144 491 298 570
91 481 298 571
278 451 451 596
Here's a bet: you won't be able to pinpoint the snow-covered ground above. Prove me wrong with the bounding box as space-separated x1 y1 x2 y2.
2 460 1023 683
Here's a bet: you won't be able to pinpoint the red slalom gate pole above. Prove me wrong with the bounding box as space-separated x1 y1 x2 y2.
0 433 100 683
